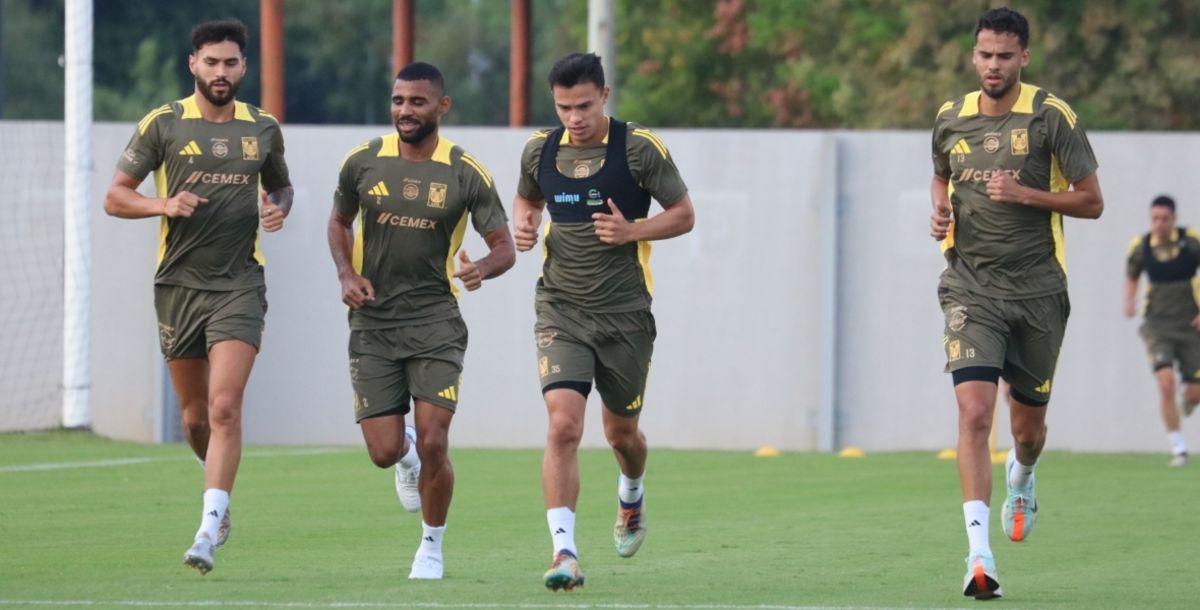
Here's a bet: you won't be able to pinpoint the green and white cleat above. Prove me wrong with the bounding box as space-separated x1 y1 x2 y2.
613 497 647 557
394 425 422 513
1001 449 1038 542
183 534 215 575
962 552 1002 599
543 550 584 591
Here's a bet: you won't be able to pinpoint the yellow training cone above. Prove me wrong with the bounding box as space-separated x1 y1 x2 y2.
991 450 1007 464
839 447 865 458
754 446 781 457
937 448 957 460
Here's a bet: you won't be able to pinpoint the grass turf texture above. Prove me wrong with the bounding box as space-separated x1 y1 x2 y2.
0 430 1196 609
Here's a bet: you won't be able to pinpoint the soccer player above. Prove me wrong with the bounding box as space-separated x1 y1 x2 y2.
512 53 695 591
1124 195 1200 467
101 20 293 575
327 62 514 580
928 8 1103 599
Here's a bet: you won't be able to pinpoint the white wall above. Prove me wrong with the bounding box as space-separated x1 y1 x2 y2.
8 121 1200 454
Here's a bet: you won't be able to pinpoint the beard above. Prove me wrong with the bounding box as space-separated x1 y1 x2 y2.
196 76 241 106
396 118 438 144
980 74 1016 100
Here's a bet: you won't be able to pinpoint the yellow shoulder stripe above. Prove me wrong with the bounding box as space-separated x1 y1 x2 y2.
1186 228 1200 242
460 153 493 187
526 130 551 142
958 92 981 117
259 110 279 123
1044 96 1078 129
137 104 173 135
338 143 370 171
937 100 955 117
632 128 668 159
1127 234 1144 257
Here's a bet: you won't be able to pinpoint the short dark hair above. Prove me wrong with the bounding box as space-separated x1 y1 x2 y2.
548 53 605 89
191 19 249 53
975 7 1029 49
396 62 445 93
1152 195 1177 213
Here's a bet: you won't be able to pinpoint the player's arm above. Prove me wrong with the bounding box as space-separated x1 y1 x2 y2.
512 194 545 252
592 195 695 246
986 171 1103 219
930 174 952 241
259 186 293 232
1124 236 1144 319
103 169 208 219
326 205 374 309
454 226 516 291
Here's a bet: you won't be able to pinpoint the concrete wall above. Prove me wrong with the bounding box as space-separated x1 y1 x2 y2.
7 121 1200 454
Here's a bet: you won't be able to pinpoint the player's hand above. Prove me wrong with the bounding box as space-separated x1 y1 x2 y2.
260 191 286 232
453 250 483 291
930 200 953 241
1124 300 1137 319
163 191 208 218
987 171 1026 204
593 199 635 245
339 272 375 309
514 210 539 252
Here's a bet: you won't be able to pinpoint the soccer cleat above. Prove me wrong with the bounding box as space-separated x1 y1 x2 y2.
1001 449 1039 542
394 425 421 513
1183 394 1198 417
962 552 1002 599
543 550 584 591
408 553 444 579
214 508 231 550
1169 453 1188 467
613 497 647 558
183 534 215 575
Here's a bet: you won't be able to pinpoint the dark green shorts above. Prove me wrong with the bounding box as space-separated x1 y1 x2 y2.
348 317 468 421
1139 320 1200 381
154 284 267 360
534 300 656 416
939 283 1070 402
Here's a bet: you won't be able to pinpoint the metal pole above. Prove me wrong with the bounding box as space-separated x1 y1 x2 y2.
260 0 285 121
509 0 530 126
587 0 616 115
63 0 92 428
392 0 415 76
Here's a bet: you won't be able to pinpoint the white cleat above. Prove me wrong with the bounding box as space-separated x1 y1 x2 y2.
1169 453 1188 467
183 534 215 575
408 553 444 579
394 425 422 513
215 508 231 550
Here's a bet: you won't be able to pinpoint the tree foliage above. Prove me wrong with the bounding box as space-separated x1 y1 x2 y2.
3 0 1198 129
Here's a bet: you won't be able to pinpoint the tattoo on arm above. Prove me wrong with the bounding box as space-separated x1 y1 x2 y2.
268 186 295 216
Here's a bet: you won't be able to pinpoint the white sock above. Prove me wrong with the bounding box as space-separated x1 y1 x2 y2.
418 522 445 558
547 507 577 557
197 488 229 543
1169 431 1188 456
618 473 644 504
398 437 419 469
1008 451 1036 489
963 500 990 555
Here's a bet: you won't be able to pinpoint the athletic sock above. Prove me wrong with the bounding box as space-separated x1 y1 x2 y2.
418 522 445 558
1169 431 1188 456
197 488 229 543
618 473 644 504
1008 453 1036 489
547 507 577 557
398 437 419 469
964 500 990 555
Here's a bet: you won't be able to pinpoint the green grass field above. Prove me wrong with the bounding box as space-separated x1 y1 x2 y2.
0 431 1196 610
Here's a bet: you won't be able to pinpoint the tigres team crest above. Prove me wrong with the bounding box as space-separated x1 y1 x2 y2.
427 182 447 209
1010 129 1029 156
948 340 962 362
241 137 259 160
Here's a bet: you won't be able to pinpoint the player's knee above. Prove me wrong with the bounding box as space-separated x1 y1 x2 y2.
957 401 992 435
546 416 584 449
366 443 401 469
207 393 243 430
605 428 641 455
1011 424 1045 451
416 431 448 462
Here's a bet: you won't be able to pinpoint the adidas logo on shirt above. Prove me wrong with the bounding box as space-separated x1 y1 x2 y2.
368 181 390 196
178 140 203 156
